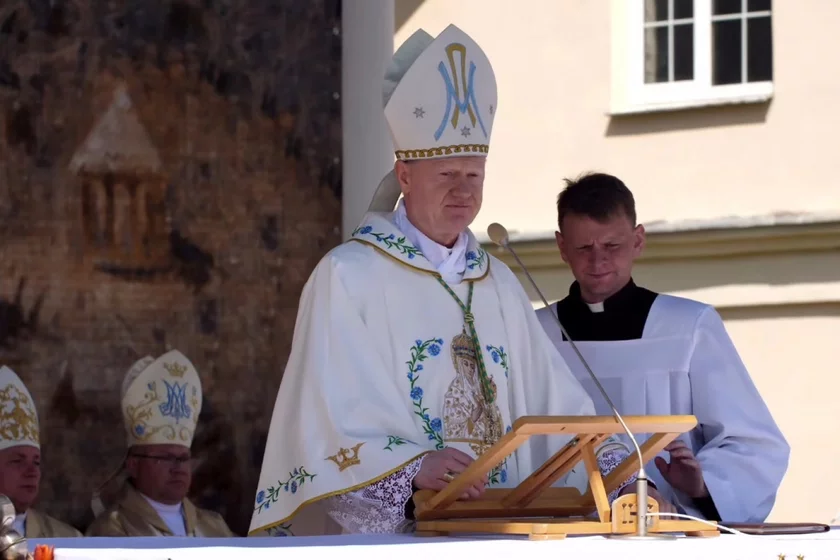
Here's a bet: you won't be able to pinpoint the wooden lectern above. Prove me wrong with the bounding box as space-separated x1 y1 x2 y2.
413 415 720 540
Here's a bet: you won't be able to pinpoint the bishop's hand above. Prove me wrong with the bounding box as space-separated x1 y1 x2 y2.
654 440 709 499
413 448 488 500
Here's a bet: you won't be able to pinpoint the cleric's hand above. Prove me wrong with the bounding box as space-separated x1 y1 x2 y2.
413 448 488 500
654 440 709 499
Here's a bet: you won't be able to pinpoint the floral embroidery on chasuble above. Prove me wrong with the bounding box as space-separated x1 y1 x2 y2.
350 213 513 482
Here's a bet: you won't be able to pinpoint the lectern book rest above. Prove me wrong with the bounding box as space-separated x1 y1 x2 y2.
412 415 719 540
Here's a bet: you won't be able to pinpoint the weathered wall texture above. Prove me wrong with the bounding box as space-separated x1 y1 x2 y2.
0 0 342 535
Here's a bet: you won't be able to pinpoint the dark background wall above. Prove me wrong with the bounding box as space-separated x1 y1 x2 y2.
0 0 342 535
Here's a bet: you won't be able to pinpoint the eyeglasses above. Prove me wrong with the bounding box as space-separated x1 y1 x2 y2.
129 453 193 468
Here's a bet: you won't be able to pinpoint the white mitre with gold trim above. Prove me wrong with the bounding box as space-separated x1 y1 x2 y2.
368 24 497 212
0 366 39 451
120 350 202 448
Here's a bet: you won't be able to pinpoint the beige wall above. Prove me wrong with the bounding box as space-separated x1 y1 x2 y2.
396 0 840 523
721 304 840 524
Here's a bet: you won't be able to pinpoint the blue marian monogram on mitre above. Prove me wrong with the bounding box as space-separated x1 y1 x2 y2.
159 380 191 423
436 43 488 141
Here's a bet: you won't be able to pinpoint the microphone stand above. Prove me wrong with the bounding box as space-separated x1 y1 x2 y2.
487 222 674 540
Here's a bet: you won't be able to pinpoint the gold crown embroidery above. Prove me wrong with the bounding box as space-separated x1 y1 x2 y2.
395 144 488 160
163 362 187 378
0 384 39 445
450 330 476 361
326 442 364 472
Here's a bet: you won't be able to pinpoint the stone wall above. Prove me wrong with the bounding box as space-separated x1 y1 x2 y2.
0 0 342 535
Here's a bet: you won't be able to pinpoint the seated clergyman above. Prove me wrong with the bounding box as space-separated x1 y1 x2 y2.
0 365 81 537
86 350 234 537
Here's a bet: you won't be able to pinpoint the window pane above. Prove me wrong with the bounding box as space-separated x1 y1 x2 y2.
644 0 668 22
712 19 742 84
747 16 773 81
674 0 694 19
713 0 742 15
644 26 669 83
673 24 694 80
748 0 771 11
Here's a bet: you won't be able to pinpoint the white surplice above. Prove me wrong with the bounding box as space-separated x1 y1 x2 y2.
536 295 790 523
249 208 634 536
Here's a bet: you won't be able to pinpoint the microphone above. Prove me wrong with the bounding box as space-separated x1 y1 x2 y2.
487 222 669 540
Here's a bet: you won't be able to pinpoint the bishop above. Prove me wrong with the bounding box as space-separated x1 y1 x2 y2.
249 25 663 538
86 350 235 537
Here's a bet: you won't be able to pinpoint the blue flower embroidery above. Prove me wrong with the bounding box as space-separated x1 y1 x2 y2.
352 226 423 259
489 460 508 486
254 467 316 513
406 338 445 449
271 523 294 537
466 249 486 270
485 344 509 378
384 435 410 451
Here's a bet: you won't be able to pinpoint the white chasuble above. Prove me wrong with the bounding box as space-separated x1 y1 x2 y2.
249 211 629 536
537 295 790 523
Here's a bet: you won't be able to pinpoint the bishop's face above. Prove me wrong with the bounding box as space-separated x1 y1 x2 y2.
0 445 41 514
126 443 193 505
557 211 645 303
396 156 485 247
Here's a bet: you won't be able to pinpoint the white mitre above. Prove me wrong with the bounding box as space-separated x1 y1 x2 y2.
121 350 202 448
0 366 39 451
368 24 498 212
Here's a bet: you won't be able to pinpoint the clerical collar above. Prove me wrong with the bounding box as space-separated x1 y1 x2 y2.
556 278 659 342
393 199 468 284
12 512 26 535
140 492 183 514
587 301 605 313
569 279 639 314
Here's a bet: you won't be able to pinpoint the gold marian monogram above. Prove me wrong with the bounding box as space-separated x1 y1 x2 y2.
164 362 187 377
326 442 365 472
442 330 503 456
0 384 38 444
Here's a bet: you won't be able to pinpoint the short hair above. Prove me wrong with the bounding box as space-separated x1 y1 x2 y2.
556 172 637 231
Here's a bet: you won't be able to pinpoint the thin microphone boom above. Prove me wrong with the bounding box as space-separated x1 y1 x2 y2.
487 222 666 540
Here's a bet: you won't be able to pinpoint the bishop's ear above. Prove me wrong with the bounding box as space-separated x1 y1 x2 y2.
395 161 412 196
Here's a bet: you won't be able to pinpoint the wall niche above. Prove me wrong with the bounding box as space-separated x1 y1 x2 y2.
69 85 169 272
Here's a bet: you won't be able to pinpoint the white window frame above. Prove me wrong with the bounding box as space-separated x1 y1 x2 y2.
611 0 774 115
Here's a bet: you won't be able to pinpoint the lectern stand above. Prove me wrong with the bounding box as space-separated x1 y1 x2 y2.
413 415 719 540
